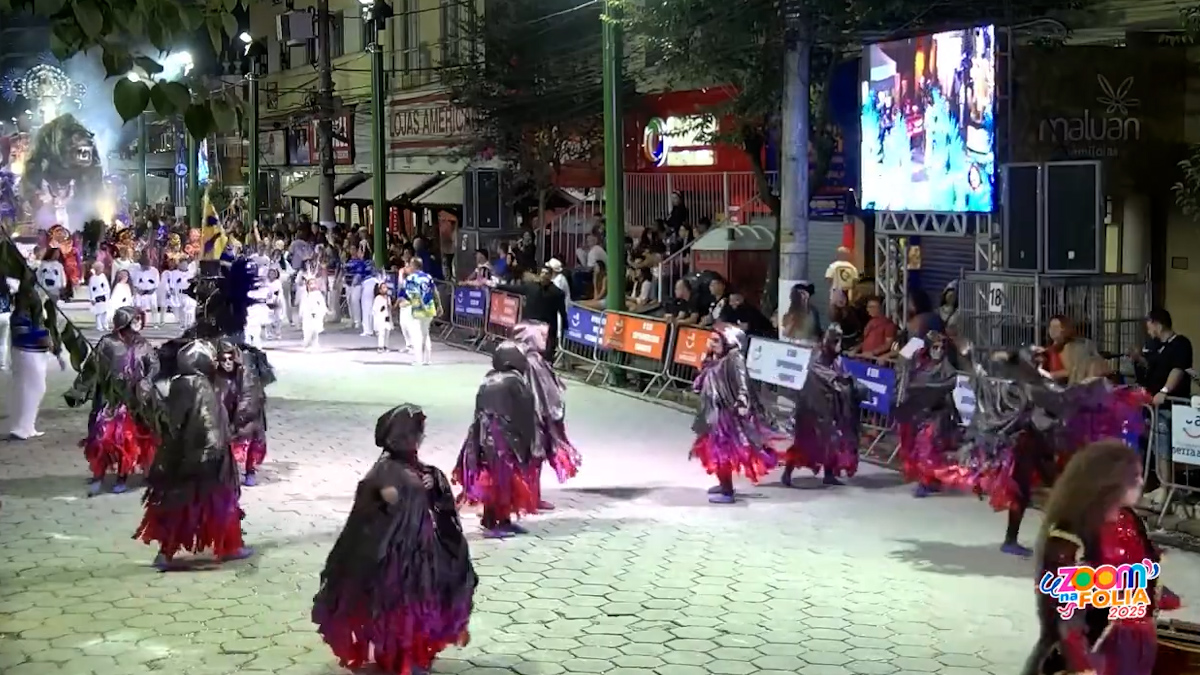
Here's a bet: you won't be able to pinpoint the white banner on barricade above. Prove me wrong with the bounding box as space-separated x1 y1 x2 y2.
1170 404 1200 467
746 337 812 390
953 375 976 426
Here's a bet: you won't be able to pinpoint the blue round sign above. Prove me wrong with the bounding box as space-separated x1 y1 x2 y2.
174 163 188 177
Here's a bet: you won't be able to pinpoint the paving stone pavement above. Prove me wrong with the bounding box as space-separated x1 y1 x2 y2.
3 345 1200 675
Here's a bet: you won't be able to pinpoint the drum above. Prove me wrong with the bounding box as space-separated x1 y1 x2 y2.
1156 619 1200 674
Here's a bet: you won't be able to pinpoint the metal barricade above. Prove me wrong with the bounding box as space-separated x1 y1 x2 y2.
594 311 672 394
1146 397 1200 527
555 302 605 379
440 282 489 347
481 289 524 349
430 279 455 335
651 325 714 398
841 357 899 461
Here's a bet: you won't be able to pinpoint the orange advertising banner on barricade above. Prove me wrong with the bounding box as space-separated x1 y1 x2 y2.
672 326 714 367
602 313 669 360
488 291 521 328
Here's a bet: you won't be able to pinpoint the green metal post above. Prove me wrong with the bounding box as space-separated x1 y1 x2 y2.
369 21 388 268
247 66 261 229
136 114 148 207
187 130 200 226
601 0 625 311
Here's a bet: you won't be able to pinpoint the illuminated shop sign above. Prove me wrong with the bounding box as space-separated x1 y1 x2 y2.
642 115 715 167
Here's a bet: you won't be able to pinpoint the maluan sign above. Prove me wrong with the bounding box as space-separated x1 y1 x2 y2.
1037 75 1140 158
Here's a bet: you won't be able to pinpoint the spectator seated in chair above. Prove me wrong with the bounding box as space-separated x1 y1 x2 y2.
662 279 702 326
718 292 774 338
626 266 658 314
578 260 608 309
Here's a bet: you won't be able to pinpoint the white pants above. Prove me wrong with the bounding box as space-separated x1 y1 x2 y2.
135 293 159 325
328 277 344 322
0 312 10 369
377 325 391 350
178 298 197 330
9 349 48 438
301 321 322 350
398 306 415 350
347 285 363 327
361 293 375 335
411 315 433 365
280 279 294 324
93 311 109 332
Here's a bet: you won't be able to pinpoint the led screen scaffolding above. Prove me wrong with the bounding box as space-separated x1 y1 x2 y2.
861 25 997 213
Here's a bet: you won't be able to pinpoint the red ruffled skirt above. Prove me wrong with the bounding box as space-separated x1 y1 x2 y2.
544 419 582 483
691 410 778 483
784 435 858 478
898 423 959 485
84 404 158 479
134 486 244 560
231 438 268 471
454 420 538 522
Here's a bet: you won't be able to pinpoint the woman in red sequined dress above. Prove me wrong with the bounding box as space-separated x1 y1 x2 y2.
1023 440 1180 675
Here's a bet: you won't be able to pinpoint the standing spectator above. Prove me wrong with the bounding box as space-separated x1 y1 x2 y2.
906 288 943 338
413 237 444 280
778 282 821 343
719 292 773 337
856 296 897 360
938 282 960 338
466 249 495 286
1132 309 1193 504
545 258 570 298
666 191 689 232
497 264 569 363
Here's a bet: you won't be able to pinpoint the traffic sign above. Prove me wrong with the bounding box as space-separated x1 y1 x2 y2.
175 163 187 177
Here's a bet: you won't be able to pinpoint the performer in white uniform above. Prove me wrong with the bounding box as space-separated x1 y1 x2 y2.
372 283 393 352
8 279 66 440
0 277 14 370
264 268 285 340
35 248 67 302
300 278 327 351
360 268 386 337
87 262 111 331
130 256 162 327
162 260 191 328
108 269 134 326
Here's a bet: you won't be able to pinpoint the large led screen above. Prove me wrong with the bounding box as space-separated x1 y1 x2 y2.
861 26 996 212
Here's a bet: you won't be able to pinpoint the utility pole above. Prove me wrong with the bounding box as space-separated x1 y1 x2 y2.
316 0 337 229
246 58 261 229
187 128 200 227
781 0 811 283
136 114 148 208
365 1 391 269
600 0 626 311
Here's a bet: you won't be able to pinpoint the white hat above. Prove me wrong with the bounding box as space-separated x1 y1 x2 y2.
546 258 563 271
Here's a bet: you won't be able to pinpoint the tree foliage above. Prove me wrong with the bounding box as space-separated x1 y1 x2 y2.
4 0 245 139
621 0 1098 215
1171 5 1200 220
445 0 635 206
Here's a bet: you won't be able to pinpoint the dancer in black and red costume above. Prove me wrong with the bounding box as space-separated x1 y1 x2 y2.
892 331 962 498
512 321 582 511
214 339 269 487
1023 440 1180 675
134 340 251 570
454 341 539 538
783 324 863 487
65 305 163 496
690 324 778 503
313 404 476 675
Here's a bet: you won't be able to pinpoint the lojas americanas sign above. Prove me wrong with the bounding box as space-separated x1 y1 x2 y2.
1013 47 1185 171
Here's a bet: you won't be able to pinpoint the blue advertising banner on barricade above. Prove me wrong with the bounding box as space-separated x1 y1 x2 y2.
841 358 897 415
453 287 487 318
565 305 604 347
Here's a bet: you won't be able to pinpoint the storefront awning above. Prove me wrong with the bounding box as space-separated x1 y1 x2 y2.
412 175 463 205
341 173 439 202
284 173 367 201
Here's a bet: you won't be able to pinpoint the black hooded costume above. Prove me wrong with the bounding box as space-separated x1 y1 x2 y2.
134 340 248 566
214 338 269 484
512 321 582 502
313 404 477 675
453 341 539 533
892 332 963 489
783 324 865 485
65 305 163 493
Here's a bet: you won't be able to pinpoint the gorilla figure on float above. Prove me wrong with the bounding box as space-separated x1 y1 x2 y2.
21 113 104 233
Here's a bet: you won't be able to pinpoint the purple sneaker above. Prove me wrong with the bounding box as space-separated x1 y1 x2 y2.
152 553 172 571
110 479 128 494
502 522 529 535
708 493 735 504
243 472 257 487
482 528 514 539
1001 542 1032 558
222 547 255 562
87 480 103 497
912 484 938 498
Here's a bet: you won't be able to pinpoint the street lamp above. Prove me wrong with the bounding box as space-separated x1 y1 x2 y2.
362 0 393 268
241 33 269 228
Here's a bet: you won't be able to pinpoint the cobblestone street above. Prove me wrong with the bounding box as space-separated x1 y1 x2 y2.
2 337 1200 675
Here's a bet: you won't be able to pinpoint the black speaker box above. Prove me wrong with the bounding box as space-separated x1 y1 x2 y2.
1044 163 1101 273
464 168 508 230
1003 164 1040 271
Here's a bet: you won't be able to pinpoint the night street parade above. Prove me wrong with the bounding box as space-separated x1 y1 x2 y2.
4 1 1200 675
